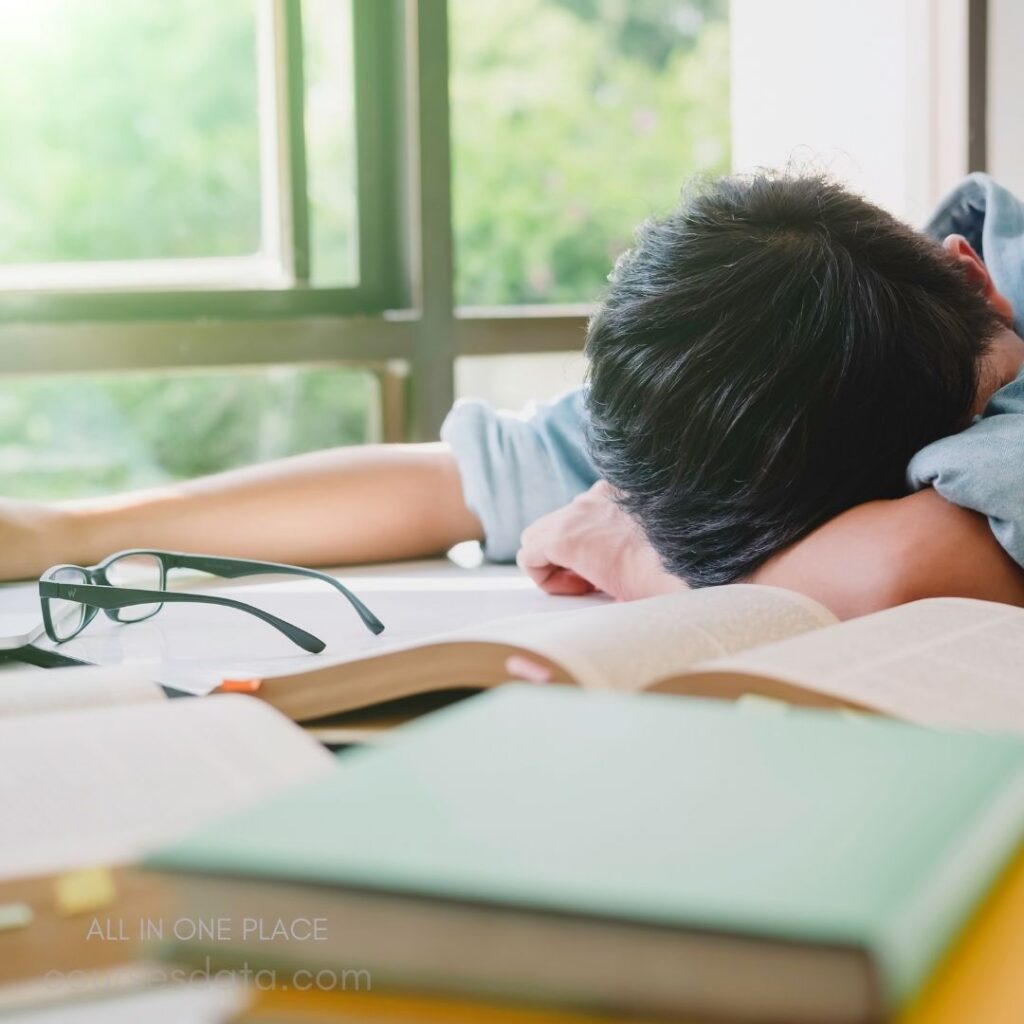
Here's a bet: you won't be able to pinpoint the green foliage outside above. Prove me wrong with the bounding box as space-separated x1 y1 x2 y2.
0 369 378 499
0 0 728 499
0 0 261 262
450 0 729 305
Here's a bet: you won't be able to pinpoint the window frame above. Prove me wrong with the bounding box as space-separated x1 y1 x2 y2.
0 1 990 442
0 0 611 440
0 0 406 318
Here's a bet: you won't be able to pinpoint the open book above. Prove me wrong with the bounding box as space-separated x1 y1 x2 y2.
0 695 332 993
232 585 1024 733
0 695 331 881
14 580 1024 734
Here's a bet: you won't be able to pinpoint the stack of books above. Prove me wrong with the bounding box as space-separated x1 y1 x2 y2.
145 687 1024 1023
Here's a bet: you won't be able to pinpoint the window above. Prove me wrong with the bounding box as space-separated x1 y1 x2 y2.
447 0 728 422
303 0 359 286
0 0 379 500
0 0 262 271
0 0 736 487
0 0 367 298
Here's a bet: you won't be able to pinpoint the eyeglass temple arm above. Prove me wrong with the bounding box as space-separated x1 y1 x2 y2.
162 554 385 635
40 581 326 654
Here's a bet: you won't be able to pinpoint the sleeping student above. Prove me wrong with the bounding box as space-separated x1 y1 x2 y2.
5 173 1024 621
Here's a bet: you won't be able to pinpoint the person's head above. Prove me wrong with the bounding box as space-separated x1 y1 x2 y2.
585 172 1015 587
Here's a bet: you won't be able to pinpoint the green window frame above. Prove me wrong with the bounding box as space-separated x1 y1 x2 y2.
0 0 591 440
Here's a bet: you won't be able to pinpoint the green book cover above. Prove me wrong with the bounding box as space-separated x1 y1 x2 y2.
148 687 1024 1006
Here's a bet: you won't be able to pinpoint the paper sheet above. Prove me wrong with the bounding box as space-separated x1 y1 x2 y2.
0 581 44 649
0 664 164 717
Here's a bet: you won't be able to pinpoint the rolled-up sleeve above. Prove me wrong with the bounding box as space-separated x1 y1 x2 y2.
908 373 1024 567
906 175 1024 566
440 387 599 562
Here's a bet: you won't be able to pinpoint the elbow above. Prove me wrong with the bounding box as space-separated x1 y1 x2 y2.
751 491 1024 621
843 540 924 617
852 500 1024 614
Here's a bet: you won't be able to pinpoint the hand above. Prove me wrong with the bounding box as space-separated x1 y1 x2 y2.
516 481 685 601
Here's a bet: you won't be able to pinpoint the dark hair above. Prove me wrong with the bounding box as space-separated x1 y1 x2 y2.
585 172 1000 586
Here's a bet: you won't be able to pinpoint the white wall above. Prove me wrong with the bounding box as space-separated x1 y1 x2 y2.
730 0 968 224
988 0 1024 195
456 352 587 410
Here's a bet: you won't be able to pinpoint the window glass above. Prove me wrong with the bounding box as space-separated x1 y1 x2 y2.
449 0 730 306
0 368 379 499
302 0 359 286
0 0 261 264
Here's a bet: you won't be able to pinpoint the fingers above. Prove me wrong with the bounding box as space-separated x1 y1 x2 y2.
517 526 595 595
539 567 596 596
516 548 594 595
515 543 550 586
516 522 554 576
516 484 615 596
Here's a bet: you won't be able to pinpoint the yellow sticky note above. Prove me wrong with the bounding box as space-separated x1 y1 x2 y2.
54 867 116 916
736 694 789 716
840 708 872 724
0 902 34 932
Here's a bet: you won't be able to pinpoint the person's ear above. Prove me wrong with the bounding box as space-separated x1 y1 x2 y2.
942 234 1016 322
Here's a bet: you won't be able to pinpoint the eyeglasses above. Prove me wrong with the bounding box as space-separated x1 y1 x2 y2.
38 550 385 653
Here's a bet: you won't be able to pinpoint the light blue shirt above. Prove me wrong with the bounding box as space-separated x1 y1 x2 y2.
441 388 597 562
445 174 1024 566
907 175 1024 566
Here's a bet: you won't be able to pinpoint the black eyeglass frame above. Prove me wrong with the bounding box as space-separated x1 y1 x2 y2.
38 549 385 653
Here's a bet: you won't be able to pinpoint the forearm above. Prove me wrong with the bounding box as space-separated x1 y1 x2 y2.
517 472 1024 617
49 443 482 572
751 489 1024 619
633 489 1024 618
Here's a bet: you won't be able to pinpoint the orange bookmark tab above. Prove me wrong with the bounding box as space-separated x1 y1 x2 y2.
217 678 262 694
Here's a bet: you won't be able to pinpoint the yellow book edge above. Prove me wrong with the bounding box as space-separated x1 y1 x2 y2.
898 843 1024 1024
239 844 1024 1024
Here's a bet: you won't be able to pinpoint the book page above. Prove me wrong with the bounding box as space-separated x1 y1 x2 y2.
0 695 332 880
0 980 250 1024
0 664 164 717
454 585 835 690
0 580 45 647
691 598 1024 731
